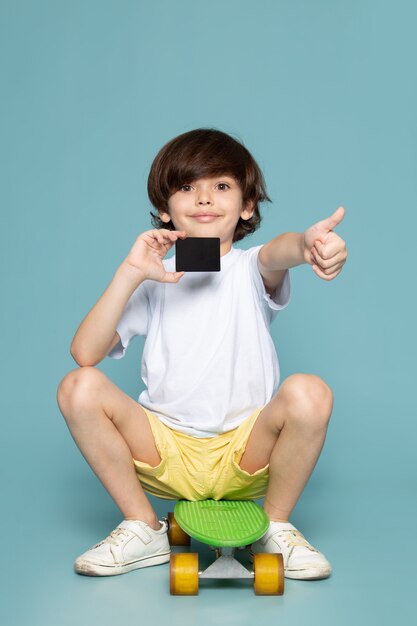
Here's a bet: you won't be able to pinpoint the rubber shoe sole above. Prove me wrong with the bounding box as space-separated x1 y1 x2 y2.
283 566 331 580
75 551 171 577
249 551 331 580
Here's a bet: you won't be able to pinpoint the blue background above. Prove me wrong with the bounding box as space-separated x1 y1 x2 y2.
1 0 415 624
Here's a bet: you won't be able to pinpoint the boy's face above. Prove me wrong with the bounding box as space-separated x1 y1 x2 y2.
159 175 254 255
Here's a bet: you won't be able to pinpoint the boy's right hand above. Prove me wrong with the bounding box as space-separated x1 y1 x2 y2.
122 229 187 284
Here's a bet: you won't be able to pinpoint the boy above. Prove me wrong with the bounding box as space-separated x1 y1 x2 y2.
57 128 347 580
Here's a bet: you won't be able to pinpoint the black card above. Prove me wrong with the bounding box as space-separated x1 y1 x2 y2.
175 237 221 272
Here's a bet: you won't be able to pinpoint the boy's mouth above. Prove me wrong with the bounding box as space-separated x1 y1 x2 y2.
192 212 219 222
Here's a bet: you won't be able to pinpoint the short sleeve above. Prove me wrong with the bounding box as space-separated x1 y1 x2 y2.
246 245 291 323
107 281 150 359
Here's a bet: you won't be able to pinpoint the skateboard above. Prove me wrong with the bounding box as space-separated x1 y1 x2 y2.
167 499 284 595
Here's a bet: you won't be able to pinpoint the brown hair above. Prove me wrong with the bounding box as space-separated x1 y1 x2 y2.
148 128 271 242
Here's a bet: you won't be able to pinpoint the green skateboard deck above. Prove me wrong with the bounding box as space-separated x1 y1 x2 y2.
173 499 270 547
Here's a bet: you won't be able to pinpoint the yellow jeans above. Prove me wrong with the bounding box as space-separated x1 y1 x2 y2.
133 406 269 501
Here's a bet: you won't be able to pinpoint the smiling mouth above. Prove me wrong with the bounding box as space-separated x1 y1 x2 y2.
192 214 219 222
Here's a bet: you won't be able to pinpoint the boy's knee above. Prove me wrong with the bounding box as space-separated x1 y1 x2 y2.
57 366 105 416
282 373 333 429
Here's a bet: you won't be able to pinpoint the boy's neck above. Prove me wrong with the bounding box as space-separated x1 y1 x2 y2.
220 242 233 257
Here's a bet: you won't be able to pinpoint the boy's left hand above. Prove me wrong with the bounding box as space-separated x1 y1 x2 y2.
303 206 348 280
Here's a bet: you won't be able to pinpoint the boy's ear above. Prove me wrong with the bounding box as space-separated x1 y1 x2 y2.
159 210 172 224
241 200 255 221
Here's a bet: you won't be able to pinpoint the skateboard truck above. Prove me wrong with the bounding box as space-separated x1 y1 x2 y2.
200 547 254 580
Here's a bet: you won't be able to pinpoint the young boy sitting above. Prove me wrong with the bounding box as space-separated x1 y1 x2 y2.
57 128 347 580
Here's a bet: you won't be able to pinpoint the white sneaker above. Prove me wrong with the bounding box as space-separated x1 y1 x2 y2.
251 521 332 580
74 519 171 576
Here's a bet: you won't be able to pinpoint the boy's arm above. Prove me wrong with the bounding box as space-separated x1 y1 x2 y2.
70 263 146 366
258 233 304 295
258 207 347 292
70 228 187 367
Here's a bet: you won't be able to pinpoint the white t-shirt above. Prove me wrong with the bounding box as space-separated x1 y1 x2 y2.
109 244 291 437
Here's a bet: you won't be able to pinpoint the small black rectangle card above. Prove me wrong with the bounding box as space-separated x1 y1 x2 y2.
175 237 221 272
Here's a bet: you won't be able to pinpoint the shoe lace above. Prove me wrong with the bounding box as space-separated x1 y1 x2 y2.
95 527 130 549
272 529 317 552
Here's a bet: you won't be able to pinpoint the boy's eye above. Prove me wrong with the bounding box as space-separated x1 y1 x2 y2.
179 182 231 192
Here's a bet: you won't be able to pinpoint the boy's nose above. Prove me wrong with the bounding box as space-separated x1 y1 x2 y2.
196 186 213 205
196 191 213 205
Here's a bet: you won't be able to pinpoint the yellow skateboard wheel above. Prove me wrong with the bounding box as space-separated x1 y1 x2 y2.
170 553 199 595
167 512 191 546
253 553 284 595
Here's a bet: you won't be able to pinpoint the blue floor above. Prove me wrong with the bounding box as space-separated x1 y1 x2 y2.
3 470 413 626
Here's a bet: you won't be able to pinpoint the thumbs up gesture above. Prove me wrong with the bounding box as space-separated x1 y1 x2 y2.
303 206 348 280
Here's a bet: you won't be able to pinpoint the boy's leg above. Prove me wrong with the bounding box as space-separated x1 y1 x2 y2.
238 373 334 522
57 366 161 530
239 373 333 580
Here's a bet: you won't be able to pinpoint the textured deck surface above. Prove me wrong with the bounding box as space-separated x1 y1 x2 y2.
174 499 270 547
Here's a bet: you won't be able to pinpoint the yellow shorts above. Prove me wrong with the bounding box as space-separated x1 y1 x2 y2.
133 407 269 501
